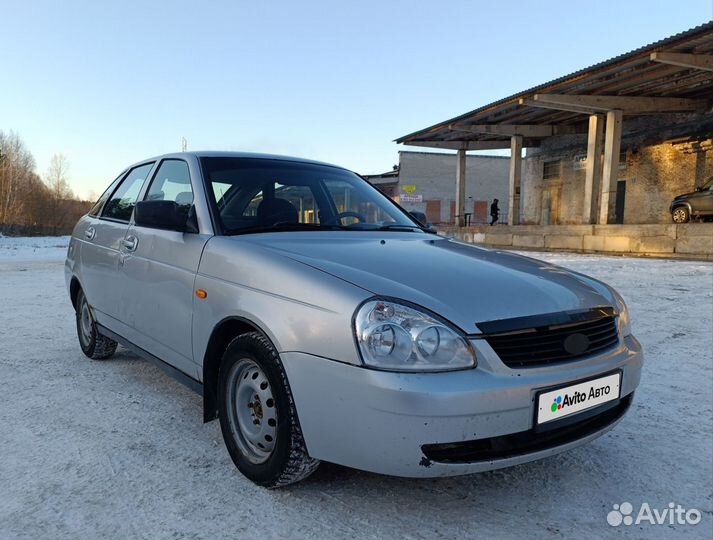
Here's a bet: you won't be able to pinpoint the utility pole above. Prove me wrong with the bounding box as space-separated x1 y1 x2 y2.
181 137 187 152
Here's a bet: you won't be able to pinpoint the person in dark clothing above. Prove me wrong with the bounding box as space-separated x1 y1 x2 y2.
490 198 500 226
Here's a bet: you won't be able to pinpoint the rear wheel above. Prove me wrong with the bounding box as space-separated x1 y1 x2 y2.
75 289 117 359
672 206 690 223
217 331 320 488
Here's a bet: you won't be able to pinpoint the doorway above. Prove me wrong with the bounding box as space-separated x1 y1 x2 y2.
615 180 626 224
425 199 441 224
541 186 561 225
474 200 488 223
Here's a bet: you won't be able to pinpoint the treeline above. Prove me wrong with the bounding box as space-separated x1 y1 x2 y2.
0 131 92 236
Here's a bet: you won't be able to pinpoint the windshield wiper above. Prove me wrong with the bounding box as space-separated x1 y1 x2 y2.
226 222 344 236
376 223 438 234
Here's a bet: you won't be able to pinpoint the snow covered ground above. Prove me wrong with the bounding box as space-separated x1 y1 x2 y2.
0 234 70 263
0 237 711 540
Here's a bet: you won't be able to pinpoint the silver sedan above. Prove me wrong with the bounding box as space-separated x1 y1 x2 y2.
65 152 643 487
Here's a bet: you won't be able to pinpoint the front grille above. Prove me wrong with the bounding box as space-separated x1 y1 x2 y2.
482 309 620 368
422 393 632 464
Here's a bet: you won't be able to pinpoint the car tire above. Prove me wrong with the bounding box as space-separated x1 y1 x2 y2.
217 331 320 488
671 206 690 223
75 289 118 360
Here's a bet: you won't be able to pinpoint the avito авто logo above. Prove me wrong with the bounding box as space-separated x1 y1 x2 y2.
551 384 613 414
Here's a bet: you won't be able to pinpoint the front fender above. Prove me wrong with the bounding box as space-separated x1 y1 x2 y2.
192 236 371 375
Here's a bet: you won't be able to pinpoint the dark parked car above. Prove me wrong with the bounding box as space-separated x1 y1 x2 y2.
670 176 713 223
409 210 429 227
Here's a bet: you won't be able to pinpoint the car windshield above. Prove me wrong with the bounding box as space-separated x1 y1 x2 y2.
201 157 426 235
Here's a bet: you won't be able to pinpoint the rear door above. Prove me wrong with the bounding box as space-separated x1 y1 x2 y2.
79 162 154 324
118 158 212 378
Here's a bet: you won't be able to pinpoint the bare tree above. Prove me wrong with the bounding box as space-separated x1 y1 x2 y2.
19 172 51 231
0 131 36 227
0 134 90 235
45 154 74 200
44 154 75 233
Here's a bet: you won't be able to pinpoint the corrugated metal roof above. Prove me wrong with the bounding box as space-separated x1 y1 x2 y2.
396 21 713 145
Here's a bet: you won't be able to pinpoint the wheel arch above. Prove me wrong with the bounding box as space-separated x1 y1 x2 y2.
69 276 82 309
202 316 277 423
671 201 692 213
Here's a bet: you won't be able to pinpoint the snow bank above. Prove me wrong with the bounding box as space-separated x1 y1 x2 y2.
0 235 69 263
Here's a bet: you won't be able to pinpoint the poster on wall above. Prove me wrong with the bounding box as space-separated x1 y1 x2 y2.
573 153 587 170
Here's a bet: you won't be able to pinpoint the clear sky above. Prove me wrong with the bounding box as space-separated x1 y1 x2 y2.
1 0 711 199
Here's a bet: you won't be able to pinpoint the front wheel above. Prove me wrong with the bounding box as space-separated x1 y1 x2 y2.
217 332 320 488
671 206 690 223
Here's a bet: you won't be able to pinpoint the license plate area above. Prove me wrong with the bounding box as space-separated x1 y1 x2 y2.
536 371 621 426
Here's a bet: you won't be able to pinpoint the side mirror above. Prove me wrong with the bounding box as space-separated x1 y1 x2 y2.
134 200 197 232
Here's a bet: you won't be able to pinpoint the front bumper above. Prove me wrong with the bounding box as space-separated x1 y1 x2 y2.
281 334 643 477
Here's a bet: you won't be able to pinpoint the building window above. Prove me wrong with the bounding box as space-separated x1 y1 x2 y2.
619 149 627 170
543 160 561 180
571 151 626 172
573 153 587 171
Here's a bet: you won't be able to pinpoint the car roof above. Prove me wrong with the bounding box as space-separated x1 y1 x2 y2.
132 151 347 172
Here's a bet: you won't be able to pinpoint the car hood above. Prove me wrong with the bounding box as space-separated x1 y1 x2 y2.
673 190 702 201
240 232 616 333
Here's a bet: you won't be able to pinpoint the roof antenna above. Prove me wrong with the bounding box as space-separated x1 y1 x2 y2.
181 137 188 152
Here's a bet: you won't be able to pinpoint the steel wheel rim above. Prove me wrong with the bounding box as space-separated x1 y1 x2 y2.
673 208 687 223
226 358 278 464
79 299 93 346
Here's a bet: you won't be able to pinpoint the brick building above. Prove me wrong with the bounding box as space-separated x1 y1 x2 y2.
365 151 509 224
395 22 713 227
522 114 712 224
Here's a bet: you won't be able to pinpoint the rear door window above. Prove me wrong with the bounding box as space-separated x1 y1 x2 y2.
89 174 124 217
102 163 154 222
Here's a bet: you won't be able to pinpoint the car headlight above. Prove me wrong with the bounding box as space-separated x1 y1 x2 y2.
612 290 632 337
353 299 476 372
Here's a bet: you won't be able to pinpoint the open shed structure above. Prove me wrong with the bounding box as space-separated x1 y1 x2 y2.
396 21 713 227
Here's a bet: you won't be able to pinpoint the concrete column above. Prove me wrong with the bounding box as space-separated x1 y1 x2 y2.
508 135 523 225
599 109 623 224
583 114 604 224
455 149 466 226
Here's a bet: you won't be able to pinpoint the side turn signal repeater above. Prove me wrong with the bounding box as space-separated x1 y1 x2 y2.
195 289 208 300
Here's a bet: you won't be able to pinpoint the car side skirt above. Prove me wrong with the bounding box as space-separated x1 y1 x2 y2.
96 323 203 396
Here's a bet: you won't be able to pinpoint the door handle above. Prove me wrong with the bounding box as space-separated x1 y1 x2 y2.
121 235 138 252
85 227 96 240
